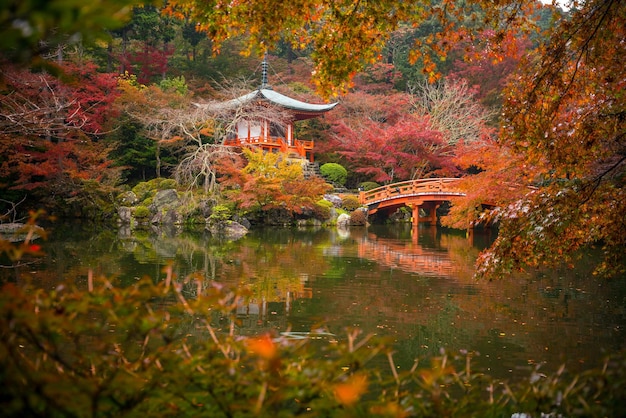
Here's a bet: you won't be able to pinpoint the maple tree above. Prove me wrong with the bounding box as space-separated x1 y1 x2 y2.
442 139 531 230
330 116 452 185
447 30 532 108
447 0 626 278
116 5 177 84
324 79 492 186
220 147 331 216
162 0 544 96
10 140 123 216
0 62 118 138
0 61 123 215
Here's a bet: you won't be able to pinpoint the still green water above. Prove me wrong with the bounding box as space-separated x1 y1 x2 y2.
6 222 626 381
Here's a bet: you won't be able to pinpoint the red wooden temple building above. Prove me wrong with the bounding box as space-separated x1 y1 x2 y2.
215 57 338 162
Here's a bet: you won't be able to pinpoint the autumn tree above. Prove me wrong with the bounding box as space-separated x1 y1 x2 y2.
163 0 544 96
0 62 117 138
442 139 531 230
447 30 532 108
219 147 331 218
115 5 177 84
316 91 413 183
453 0 626 278
330 116 452 185
0 62 123 216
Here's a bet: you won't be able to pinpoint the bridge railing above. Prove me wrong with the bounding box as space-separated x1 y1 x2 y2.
359 178 463 205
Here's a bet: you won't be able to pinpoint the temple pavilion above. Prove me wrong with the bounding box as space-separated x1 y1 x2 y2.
211 57 338 162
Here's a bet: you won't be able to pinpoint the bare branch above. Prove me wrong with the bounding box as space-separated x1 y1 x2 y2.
0 72 82 137
127 79 292 194
408 79 495 146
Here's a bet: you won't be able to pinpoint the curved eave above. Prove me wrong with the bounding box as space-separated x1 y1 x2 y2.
194 88 339 118
258 89 338 115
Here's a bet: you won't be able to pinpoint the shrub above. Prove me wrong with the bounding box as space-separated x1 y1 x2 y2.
320 163 348 186
159 75 188 95
341 195 361 211
359 181 380 191
2 274 626 418
349 209 367 225
209 204 232 223
159 179 178 190
317 198 334 208
313 200 332 220
131 179 159 201
133 205 151 218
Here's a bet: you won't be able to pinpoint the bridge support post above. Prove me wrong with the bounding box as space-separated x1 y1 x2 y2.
411 204 419 228
426 203 440 226
411 203 440 227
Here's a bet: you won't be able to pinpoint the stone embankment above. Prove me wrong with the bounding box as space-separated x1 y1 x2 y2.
116 187 368 240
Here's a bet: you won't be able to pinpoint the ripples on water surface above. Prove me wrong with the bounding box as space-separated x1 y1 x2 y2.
4 222 625 381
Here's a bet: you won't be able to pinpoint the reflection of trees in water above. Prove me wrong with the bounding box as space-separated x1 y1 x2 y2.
300 227 626 380
12 223 625 381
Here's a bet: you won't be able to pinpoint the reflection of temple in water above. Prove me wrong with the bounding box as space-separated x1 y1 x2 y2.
230 228 473 336
235 276 313 335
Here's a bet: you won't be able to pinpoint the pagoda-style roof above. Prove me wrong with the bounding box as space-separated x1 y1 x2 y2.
255 88 338 119
195 54 337 120
205 88 337 121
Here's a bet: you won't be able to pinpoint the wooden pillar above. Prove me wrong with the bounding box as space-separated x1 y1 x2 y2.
429 203 440 226
411 202 440 226
287 123 292 146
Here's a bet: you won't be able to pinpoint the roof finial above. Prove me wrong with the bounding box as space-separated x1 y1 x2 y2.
261 52 270 89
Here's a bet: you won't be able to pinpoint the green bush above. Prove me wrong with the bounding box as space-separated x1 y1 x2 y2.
209 204 232 223
313 200 332 220
341 195 361 211
159 179 178 190
317 198 333 208
359 181 380 191
320 163 348 186
134 205 151 218
132 179 158 201
131 178 178 202
159 75 188 95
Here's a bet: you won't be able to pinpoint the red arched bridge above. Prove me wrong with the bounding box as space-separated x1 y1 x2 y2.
358 178 465 227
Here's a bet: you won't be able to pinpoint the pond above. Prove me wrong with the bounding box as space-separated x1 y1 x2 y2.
4 222 625 382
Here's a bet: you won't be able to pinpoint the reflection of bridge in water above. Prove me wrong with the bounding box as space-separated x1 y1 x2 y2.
231 227 475 335
356 230 460 278
359 178 466 227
